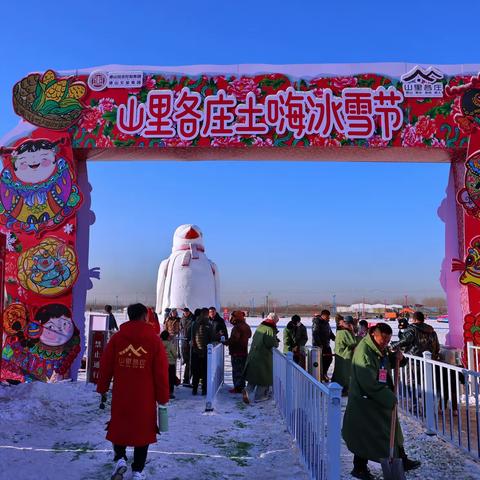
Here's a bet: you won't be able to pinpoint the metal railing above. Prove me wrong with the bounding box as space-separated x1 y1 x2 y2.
467 342 480 372
205 343 225 411
398 351 480 458
273 349 341 480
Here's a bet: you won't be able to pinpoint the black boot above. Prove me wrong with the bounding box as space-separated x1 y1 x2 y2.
403 457 421 471
350 468 375 480
351 456 374 480
399 446 421 471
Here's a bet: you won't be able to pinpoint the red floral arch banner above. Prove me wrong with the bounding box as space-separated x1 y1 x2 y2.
70 71 470 149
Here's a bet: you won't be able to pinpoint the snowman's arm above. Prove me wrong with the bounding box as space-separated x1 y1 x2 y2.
210 261 221 311
156 259 169 316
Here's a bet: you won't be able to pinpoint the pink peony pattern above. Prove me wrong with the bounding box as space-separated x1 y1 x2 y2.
144 75 156 90
323 138 341 147
311 87 325 99
227 78 261 102
368 135 389 147
163 138 193 147
97 98 116 113
331 77 358 93
415 115 436 139
401 124 423 147
79 107 103 132
430 137 447 147
211 136 245 147
309 135 341 147
96 135 113 148
252 137 273 147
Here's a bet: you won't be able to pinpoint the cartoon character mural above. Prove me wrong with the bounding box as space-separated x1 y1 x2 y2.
0 130 83 383
17 237 78 296
457 152 480 218
0 138 82 234
447 78 480 218
452 236 480 287
2 303 80 382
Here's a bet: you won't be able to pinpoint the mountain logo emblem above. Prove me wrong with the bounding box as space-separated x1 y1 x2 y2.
119 344 148 357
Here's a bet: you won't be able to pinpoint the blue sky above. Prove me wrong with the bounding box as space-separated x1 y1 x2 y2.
1 0 478 307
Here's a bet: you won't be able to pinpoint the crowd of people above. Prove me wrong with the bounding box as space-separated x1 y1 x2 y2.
97 303 448 480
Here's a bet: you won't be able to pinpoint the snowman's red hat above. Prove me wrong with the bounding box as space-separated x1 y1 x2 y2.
184 226 200 239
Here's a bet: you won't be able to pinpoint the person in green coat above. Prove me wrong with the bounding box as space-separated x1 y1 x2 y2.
342 322 420 480
283 315 300 354
331 315 357 395
243 313 280 404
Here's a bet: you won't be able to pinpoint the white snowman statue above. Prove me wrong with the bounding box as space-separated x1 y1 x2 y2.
156 224 220 314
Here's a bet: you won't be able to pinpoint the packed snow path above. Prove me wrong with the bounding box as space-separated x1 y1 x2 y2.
340 397 480 480
0 381 308 480
1 377 480 478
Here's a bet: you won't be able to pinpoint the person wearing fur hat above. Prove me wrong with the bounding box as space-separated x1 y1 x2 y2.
332 315 357 395
283 315 301 355
312 310 335 381
224 311 252 393
243 312 279 404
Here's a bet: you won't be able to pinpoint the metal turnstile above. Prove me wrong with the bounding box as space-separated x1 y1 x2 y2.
306 346 323 382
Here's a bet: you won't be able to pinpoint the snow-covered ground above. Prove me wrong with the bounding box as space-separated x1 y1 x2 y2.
340 397 480 480
1 366 479 480
0 378 308 480
0 315 474 479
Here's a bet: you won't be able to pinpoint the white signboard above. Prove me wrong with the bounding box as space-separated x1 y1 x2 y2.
88 71 144 91
401 66 444 98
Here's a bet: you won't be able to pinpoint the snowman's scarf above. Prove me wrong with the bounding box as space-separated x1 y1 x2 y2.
178 243 204 266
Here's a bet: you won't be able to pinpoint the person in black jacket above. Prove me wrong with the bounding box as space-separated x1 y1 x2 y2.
105 305 118 334
397 317 409 342
208 307 229 342
312 309 335 381
391 311 440 359
188 308 214 395
391 311 442 414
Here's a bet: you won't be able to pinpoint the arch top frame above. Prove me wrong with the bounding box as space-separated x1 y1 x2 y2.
2 62 479 160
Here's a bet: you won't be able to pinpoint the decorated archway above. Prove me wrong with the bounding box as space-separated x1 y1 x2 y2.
0 63 479 381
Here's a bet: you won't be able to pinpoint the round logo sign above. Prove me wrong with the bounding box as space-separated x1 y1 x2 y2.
88 71 108 91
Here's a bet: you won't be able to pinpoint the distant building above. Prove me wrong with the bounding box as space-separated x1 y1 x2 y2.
337 303 403 314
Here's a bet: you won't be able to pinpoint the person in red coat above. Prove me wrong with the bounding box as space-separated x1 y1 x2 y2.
146 307 161 335
97 303 169 480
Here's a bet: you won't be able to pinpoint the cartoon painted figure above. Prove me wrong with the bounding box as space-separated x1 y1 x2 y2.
458 155 480 217
0 139 81 234
31 245 71 289
452 236 480 287
39 308 75 347
2 303 80 382
17 237 78 296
